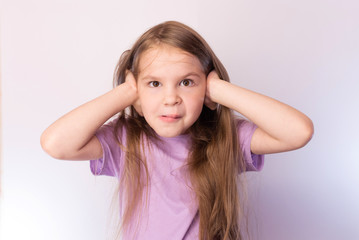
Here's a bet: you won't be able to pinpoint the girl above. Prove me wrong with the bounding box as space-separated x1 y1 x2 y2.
41 21 313 240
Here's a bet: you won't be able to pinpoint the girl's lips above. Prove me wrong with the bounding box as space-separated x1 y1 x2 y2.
160 114 181 122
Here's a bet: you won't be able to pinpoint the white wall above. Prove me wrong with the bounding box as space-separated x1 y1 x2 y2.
1 0 358 239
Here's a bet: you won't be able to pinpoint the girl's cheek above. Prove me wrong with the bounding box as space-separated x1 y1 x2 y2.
187 90 206 101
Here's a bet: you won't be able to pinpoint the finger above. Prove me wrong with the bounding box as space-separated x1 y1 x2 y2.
207 70 219 80
125 70 136 83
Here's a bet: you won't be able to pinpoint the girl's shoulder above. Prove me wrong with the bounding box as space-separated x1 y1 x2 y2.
235 118 258 134
235 118 264 171
96 117 127 144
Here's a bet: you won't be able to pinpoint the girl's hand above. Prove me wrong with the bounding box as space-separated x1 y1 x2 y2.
204 70 314 154
125 71 143 116
205 70 220 110
41 70 146 161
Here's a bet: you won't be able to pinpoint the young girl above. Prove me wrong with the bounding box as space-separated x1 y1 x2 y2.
41 21 313 240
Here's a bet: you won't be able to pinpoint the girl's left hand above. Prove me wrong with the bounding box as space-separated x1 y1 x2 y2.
205 70 220 110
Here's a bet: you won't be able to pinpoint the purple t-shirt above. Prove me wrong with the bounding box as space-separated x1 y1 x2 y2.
90 119 264 240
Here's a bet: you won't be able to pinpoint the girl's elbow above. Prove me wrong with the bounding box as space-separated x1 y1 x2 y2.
304 117 314 142
293 118 314 149
40 132 66 160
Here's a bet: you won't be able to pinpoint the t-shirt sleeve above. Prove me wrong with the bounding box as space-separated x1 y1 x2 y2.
89 120 123 178
237 119 264 172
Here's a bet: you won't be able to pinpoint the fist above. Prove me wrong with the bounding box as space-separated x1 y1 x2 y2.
125 71 143 116
205 70 220 110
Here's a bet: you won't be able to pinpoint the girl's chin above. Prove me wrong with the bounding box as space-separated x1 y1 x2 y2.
155 131 183 138
152 127 188 138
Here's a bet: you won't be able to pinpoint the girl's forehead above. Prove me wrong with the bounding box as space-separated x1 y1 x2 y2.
138 45 204 74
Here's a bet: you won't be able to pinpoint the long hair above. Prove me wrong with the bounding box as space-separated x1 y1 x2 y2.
112 21 247 240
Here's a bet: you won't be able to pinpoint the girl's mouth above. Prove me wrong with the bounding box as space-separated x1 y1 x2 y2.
160 114 181 122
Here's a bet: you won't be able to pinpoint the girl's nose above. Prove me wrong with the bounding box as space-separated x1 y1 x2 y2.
163 88 182 106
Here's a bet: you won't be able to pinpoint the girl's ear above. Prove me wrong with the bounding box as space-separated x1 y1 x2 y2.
133 102 143 116
204 99 218 111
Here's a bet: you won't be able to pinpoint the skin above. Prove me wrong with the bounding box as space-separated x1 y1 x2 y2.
134 45 207 138
206 71 314 154
40 44 313 160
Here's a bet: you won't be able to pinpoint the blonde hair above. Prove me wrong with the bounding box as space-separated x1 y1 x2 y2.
112 21 247 240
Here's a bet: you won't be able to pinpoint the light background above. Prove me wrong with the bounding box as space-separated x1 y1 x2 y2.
1 0 358 239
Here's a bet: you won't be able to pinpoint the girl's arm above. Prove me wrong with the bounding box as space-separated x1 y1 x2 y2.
40 73 138 160
205 71 314 155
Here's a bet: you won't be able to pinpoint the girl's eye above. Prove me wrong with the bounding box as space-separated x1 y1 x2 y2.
180 79 194 87
149 81 161 87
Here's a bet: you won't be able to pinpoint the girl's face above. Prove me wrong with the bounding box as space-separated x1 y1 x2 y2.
137 44 207 138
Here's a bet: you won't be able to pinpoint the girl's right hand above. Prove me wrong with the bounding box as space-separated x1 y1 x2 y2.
125 71 143 116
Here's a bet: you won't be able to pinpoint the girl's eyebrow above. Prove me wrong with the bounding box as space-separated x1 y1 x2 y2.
183 72 202 78
140 75 158 81
141 72 203 81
